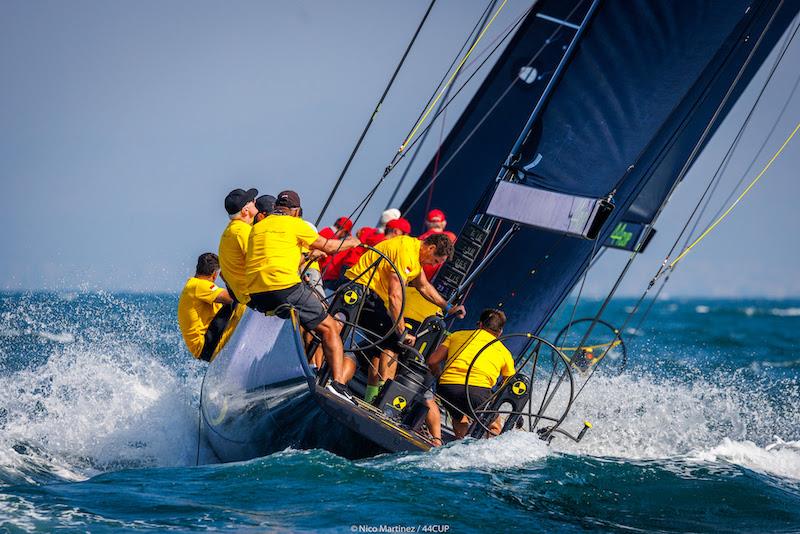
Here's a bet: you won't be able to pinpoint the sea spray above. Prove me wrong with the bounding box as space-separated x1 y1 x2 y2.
0 292 202 486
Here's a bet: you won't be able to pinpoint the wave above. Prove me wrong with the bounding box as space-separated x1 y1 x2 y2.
769 307 800 317
0 342 202 486
361 368 800 485
0 294 202 486
689 438 800 481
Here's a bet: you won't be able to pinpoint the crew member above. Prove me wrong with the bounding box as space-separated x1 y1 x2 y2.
218 188 258 302
418 209 456 242
254 194 276 222
418 208 457 280
322 225 373 290
403 209 457 326
376 208 401 236
384 217 411 238
427 308 516 439
177 253 234 361
245 190 360 401
344 233 465 403
319 216 353 241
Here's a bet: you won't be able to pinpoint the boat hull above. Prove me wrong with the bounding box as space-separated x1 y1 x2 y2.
199 309 428 462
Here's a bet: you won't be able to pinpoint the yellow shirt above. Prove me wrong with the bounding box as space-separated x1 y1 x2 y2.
246 214 319 292
404 286 442 323
345 235 421 309
218 219 252 302
438 329 516 388
177 277 224 358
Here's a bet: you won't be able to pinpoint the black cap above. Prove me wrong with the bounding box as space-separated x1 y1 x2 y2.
224 188 258 215
275 190 301 208
255 194 276 215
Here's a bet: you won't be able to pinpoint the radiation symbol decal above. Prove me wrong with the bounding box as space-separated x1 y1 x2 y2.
392 396 407 410
512 381 527 396
344 290 359 305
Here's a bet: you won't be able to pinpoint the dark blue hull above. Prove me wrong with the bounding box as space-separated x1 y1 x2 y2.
199 310 430 462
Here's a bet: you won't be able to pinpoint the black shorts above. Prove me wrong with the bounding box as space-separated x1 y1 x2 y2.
437 383 494 421
355 289 402 359
248 283 328 330
199 302 235 362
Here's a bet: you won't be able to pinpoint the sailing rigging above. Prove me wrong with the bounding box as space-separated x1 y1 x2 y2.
197 0 800 463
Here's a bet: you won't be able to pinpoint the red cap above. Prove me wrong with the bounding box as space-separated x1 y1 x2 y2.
386 217 411 235
426 209 446 223
357 226 375 241
335 216 354 232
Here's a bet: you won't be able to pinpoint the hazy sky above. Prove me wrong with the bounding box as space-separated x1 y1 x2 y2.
1 1 798 297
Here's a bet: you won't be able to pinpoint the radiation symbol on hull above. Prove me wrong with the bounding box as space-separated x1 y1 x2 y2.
344 290 359 305
392 396 407 411
512 381 527 396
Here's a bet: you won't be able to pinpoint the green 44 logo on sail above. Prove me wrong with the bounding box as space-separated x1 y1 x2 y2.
609 222 633 248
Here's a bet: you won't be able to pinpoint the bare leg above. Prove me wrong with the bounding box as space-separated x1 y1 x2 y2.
487 415 503 438
425 399 442 445
453 415 470 439
378 348 398 382
367 357 381 386
314 315 344 383
342 357 357 383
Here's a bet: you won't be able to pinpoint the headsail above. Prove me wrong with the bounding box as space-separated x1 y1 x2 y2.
400 0 799 334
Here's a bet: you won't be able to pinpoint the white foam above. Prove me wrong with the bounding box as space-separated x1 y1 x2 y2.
417 431 550 471
0 341 202 484
743 306 756 317
695 305 710 314
0 327 22 338
551 372 799 462
769 307 800 317
37 331 75 344
689 437 800 481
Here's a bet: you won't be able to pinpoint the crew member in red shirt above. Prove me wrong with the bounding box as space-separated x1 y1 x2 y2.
418 209 456 280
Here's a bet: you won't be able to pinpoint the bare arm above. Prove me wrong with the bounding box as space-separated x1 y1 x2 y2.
310 235 360 255
427 344 449 377
214 289 234 305
409 270 466 318
386 272 406 337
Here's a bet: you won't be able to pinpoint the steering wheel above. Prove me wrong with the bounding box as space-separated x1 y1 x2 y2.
553 317 627 375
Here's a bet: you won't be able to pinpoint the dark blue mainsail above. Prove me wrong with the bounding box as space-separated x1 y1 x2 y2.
400 0 799 334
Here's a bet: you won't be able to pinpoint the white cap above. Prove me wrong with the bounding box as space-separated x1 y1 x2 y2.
377 208 401 231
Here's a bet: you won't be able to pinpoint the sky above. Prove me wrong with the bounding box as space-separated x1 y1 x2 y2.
1 1 798 297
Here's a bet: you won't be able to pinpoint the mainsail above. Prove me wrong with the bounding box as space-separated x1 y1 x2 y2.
399 0 799 334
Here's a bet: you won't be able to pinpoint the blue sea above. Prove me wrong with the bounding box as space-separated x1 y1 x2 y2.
1 292 799 532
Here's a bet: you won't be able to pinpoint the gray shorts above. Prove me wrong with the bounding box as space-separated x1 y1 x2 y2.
303 268 326 301
248 283 328 330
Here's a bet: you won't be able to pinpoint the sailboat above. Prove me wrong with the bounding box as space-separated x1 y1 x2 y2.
198 0 800 463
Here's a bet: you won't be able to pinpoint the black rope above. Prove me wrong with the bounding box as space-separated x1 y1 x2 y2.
630 12 800 334
565 3 789 407
400 1 586 213
384 0 500 209
315 0 437 226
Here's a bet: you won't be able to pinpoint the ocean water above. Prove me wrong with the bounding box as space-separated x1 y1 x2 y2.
0 292 799 532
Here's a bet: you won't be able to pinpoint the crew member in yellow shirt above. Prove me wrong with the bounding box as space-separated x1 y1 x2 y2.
218 188 258 302
427 308 516 439
177 253 235 361
245 190 360 402
344 233 465 403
